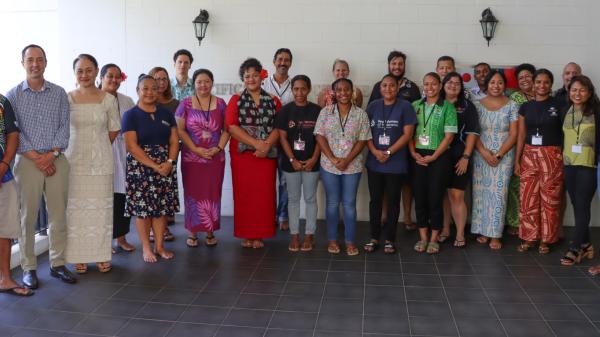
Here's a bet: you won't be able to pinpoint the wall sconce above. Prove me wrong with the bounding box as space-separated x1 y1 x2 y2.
193 10 210 46
480 8 498 47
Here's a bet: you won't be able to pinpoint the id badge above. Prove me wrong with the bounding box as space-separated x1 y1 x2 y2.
418 135 430 146
293 139 305 151
572 144 583 154
532 135 543 146
379 134 390 146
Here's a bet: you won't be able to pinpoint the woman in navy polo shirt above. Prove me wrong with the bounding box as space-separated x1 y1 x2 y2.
364 74 416 254
122 75 180 263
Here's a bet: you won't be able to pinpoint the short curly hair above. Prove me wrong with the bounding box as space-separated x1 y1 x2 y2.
238 58 262 81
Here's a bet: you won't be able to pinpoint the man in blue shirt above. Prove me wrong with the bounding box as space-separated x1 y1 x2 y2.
6 44 76 289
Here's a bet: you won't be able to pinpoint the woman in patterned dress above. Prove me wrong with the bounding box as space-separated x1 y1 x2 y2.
471 70 519 250
65 54 121 273
176 69 229 248
122 75 180 263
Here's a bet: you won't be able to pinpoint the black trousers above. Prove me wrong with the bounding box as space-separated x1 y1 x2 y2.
367 169 403 242
564 166 597 249
413 149 451 231
113 193 132 238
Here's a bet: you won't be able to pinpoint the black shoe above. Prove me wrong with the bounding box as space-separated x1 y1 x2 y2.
50 266 77 284
22 270 39 289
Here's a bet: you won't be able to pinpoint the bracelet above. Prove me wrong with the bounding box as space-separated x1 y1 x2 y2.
217 146 223 152
461 153 470 159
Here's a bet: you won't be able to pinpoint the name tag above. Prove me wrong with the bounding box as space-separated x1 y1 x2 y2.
572 144 583 154
531 135 543 146
379 134 390 146
418 135 430 146
293 139 305 151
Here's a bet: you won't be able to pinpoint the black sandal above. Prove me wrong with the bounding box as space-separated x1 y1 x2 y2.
383 242 396 254
364 240 379 253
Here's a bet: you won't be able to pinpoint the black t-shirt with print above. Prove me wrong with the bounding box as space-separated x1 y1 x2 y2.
275 102 321 172
518 97 563 146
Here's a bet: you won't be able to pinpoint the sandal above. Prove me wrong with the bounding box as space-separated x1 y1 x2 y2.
346 244 359 256
437 234 450 243
241 239 253 248
476 236 489 244
252 239 264 249
279 221 289 231
560 249 582 266
0 286 34 297
588 265 600 276
117 241 135 252
74 263 88 274
164 229 174 242
383 242 396 254
186 236 199 248
453 239 466 248
426 241 440 254
581 243 595 260
414 240 428 253
364 240 379 253
300 235 314 252
489 239 502 250
328 241 340 254
538 243 550 255
289 234 300 252
96 262 112 273
517 241 535 253
205 234 218 247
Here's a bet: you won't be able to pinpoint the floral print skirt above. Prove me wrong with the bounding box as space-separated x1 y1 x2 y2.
125 145 179 218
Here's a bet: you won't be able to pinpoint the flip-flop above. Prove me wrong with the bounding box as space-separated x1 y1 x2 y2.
186 236 199 248
437 234 450 243
205 235 218 247
0 286 34 297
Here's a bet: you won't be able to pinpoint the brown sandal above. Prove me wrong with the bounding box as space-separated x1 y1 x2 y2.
538 243 550 255
517 241 535 253
74 263 88 274
328 241 340 254
96 262 112 273
346 244 359 256
300 235 314 252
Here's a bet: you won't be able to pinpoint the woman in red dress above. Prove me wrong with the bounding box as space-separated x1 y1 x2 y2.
225 58 281 248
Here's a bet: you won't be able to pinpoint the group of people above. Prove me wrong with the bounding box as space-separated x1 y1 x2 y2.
1 44 599 298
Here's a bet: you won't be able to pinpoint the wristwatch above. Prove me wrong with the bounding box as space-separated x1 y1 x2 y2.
289 157 295 163
52 150 61 158
462 153 470 159
384 150 391 156
495 153 503 160
167 159 177 165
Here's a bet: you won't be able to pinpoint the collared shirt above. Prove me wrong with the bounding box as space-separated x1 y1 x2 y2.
6 80 70 154
262 74 294 105
314 104 372 175
467 86 487 102
170 77 194 100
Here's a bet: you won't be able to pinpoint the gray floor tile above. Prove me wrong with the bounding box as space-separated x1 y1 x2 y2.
116 318 174 337
269 311 317 330
215 325 265 337
235 293 279 310
151 288 199 305
455 317 506 337
493 303 542 320
316 313 362 332
501 320 554 337
179 305 229 324
320 297 363 315
451 301 497 318
277 295 321 312
71 314 129 335
28 310 85 331
538 304 588 321
223 308 273 328
193 291 238 307
409 316 458 336
93 298 146 317
165 322 219 337
548 320 600 337
135 302 188 321
324 283 364 299
405 287 445 301
363 314 410 334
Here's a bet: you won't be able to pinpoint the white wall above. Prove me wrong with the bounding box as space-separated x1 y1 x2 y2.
1 0 598 224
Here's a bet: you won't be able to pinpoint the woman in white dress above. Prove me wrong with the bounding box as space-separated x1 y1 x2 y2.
99 63 136 253
65 54 120 273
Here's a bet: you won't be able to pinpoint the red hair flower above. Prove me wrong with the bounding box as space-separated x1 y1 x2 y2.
260 69 268 80
121 72 128 81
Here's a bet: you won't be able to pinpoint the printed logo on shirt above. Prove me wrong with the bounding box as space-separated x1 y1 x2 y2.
161 120 171 127
288 120 296 128
548 106 558 117
370 120 375 127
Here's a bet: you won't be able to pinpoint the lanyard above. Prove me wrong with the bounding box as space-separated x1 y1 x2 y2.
196 94 212 121
570 106 584 144
534 100 548 135
269 77 290 98
381 101 396 134
420 102 436 132
335 104 351 136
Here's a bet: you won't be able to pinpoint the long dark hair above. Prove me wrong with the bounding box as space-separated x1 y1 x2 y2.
568 75 600 117
441 71 467 107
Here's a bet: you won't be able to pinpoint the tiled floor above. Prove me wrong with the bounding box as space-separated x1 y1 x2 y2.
2 216 600 337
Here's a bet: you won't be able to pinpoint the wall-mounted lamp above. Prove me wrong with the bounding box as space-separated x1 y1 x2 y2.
193 10 210 46
479 8 498 47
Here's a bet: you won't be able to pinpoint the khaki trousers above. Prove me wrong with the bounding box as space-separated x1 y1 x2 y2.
14 155 69 270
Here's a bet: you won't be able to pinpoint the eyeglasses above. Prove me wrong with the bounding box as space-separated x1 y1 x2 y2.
154 77 169 82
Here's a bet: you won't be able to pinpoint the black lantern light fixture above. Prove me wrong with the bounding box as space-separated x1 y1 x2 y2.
479 8 498 47
193 10 210 46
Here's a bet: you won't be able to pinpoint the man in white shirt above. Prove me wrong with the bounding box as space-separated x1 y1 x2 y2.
262 48 294 230
468 62 490 102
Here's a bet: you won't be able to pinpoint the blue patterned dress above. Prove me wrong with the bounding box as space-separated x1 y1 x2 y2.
471 100 519 238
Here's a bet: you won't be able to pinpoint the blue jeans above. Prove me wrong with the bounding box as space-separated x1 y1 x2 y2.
320 168 362 243
277 156 288 223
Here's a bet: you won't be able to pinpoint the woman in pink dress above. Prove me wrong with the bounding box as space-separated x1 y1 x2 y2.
176 69 229 247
